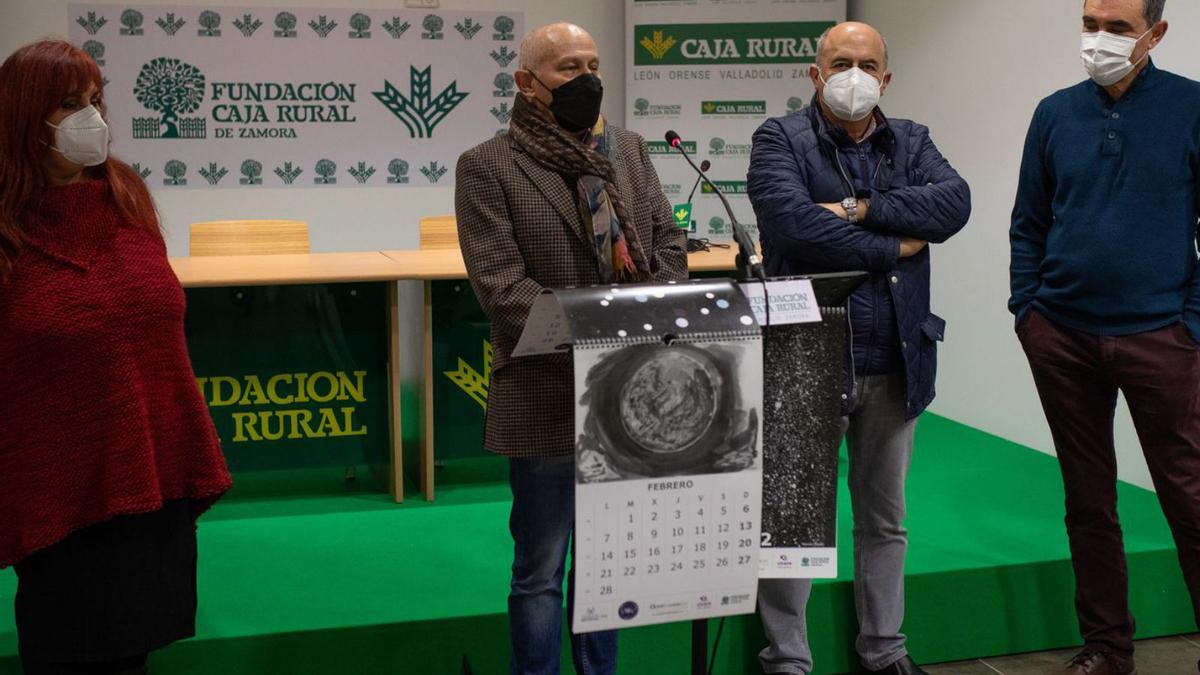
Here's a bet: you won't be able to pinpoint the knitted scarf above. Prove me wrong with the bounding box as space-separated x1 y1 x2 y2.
508 94 651 283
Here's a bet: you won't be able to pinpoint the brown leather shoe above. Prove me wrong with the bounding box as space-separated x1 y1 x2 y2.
1057 650 1136 675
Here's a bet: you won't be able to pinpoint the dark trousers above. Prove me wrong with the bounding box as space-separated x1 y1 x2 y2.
1019 310 1200 654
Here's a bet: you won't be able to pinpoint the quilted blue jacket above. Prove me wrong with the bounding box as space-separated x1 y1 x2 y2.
747 100 970 419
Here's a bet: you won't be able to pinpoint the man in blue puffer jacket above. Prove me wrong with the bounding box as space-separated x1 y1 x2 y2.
747 21 970 675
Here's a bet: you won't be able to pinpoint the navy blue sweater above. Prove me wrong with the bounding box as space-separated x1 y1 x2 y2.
1010 60 1200 339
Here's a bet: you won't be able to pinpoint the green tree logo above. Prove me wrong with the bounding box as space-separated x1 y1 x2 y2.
197 10 221 37
634 98 650 115
709 137 726 155
77 12 108 36
787 96 804 114
420 161 448 183
383 17 411 39
422 15 444 40
133 58 206 139
199 162 228 185
490 102 512 123
455 18 482 40
373 66 469 139
274 161 303 184
493 72 514 97
239 159 263 185
309 15 337 38
82 40 105 66
349 13 371 39
493 16 515 41
233 14 262 37
348 162 376 183
490 46 517 67
156 12 186 36
131 162 151 179
387 159 409 184
708 216 727 235
120 9 144 36
163 160 187 186
314 159 337 184
273 12 297 38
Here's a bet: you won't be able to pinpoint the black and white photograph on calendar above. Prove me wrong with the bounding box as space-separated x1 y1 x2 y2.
574 340 760 484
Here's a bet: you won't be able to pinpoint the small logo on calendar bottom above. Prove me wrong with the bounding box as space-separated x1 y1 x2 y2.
580 607 601 622
806 556 832 568
696 595 712 610
721 593 752 607
776 554 794 570
618 601 639 620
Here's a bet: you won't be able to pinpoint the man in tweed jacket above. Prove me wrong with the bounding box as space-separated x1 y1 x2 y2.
455 22 687 675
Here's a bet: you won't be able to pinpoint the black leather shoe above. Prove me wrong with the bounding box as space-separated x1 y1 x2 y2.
865 655 929 675
1056 649 1136 675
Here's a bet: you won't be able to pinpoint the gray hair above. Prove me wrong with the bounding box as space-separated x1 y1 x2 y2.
1084 0 1166 27
1143 0 1166 25
814 23 889 69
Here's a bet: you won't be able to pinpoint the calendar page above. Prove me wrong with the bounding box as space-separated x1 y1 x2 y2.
572 336 763 633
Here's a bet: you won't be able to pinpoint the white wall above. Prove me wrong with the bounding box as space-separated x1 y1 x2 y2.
850 0 1200 490
0 0 624 255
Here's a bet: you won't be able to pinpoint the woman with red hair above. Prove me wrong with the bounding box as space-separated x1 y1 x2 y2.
0 40 231 675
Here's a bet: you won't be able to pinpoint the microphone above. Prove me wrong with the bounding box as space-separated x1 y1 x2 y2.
685 159 711 204
665 130 764 281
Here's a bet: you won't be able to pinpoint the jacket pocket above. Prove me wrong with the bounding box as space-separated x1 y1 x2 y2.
921 313 946 342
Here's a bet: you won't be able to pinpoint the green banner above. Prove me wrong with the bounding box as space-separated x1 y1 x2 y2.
702 100 766 116
185 283 390 472
645 140 697 155
701 180 749 194
430 280 491 462
672 202 694 230
634 21 832 66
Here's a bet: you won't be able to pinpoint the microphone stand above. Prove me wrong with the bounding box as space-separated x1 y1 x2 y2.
669 141 765 282
668 136 768 675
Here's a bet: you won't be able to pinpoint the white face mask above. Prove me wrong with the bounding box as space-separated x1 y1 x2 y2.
45 105 109 167
819 67 881 122
1081 28 1152 87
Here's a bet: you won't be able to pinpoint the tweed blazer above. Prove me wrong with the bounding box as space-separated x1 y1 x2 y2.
455 124 688 458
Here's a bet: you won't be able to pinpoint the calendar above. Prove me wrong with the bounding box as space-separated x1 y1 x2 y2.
513 279 765 633
571 333 763 632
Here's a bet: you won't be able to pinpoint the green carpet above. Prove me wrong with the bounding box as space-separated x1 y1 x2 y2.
0 414 1191 674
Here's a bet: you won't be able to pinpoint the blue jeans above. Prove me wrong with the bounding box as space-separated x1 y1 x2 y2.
509 456 618 675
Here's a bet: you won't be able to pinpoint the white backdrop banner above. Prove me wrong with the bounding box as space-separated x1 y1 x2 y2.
624 0 845 241
68 5 523 188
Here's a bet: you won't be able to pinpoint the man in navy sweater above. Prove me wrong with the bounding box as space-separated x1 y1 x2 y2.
1011 1 1200 673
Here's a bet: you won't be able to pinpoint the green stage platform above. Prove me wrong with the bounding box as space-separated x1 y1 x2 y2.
0 415 1192 674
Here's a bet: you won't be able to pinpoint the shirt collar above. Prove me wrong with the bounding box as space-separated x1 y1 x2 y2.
1093 57 1160 102
809 96 891 150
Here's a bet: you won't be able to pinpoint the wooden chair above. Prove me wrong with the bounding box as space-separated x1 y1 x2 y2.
189 219 310 256
418 215 459 251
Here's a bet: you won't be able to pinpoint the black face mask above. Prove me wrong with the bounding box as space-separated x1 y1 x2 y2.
530 71 604 133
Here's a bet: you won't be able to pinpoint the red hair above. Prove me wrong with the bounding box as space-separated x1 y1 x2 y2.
0 39 159 279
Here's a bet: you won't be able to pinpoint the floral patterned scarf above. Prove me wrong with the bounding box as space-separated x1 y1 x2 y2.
508 94 650 283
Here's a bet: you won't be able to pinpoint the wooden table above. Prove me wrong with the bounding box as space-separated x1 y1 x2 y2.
171 246 742 502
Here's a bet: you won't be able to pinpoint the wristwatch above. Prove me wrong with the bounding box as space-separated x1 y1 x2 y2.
841 197 859 223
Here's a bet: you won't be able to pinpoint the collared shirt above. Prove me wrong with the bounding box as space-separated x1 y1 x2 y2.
1011 60 1200 337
